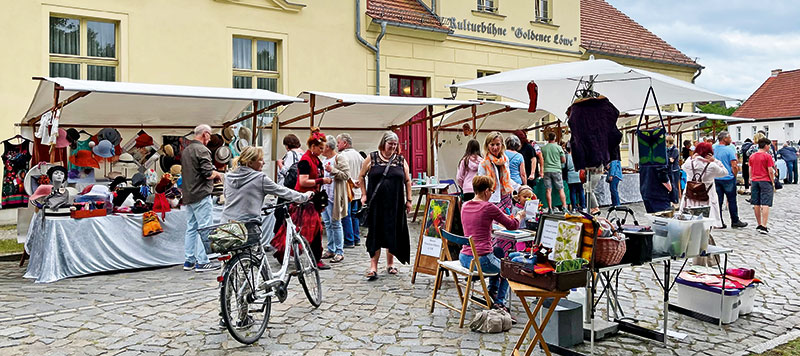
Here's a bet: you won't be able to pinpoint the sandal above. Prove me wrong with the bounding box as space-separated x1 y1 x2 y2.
386 266 398 275
366 270 378 281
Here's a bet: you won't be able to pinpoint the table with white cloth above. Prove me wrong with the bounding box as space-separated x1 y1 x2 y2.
24 205 275 283
591 173 642 206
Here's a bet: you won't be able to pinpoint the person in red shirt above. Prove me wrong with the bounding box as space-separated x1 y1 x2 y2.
749 138 776 234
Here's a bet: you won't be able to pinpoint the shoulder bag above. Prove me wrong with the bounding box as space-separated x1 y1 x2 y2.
635 86 668 167
357 151 394 218
685 161 712 201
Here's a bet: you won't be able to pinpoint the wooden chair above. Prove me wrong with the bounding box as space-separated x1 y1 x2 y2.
430 229 497 327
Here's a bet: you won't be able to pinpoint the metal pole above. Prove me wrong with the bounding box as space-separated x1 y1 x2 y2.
252 100 259 145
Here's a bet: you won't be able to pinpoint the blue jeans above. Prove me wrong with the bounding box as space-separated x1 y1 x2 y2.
341 200 361 246
321 203 344 255
459 253 508 305
568 183 585 210
785 159 797 184
669 171 681 203
184 196 212 265
608 176 621 206
715 178 740 224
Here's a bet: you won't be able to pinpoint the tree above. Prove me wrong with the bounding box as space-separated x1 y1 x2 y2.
697 102 740 136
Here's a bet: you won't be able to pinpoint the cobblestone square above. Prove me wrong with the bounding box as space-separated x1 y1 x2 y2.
1 185 799 355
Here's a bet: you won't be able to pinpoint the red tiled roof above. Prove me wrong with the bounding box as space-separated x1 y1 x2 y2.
733 69 800 119
580 0 699 68
366 0 450 32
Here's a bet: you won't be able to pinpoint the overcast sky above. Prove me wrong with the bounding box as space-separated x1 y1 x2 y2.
605 0 800 103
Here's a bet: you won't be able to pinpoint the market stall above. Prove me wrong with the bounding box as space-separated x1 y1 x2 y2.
15 77 300 282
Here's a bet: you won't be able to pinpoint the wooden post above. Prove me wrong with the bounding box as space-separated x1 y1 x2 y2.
49 88 60 164
309 93 316 129
471 105 477 138
252 100 259 144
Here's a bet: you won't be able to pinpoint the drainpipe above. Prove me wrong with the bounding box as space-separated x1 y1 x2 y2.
692 66 702 83
355 0 387 95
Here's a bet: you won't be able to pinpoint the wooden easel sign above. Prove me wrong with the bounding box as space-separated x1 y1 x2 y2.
411 194 457 284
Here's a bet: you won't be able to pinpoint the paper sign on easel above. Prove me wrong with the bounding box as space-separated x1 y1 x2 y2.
420 235 442 257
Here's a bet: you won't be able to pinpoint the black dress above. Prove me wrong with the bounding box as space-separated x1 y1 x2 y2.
365 151 410 264
2 140 32 208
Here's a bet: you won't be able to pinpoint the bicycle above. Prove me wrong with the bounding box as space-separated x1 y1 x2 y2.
204 200 322 344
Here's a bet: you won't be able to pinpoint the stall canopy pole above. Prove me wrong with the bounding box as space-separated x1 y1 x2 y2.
279 102 354 128
309 93 315 129
392 104 471 130
271 115 279 179
49 87 60 164
428 105 434 176
252 100 259 144
223 100 290 128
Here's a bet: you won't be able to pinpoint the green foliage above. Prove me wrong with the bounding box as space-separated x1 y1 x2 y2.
697 103 741 135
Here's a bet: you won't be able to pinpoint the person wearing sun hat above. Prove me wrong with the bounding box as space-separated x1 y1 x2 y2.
181 124 222 272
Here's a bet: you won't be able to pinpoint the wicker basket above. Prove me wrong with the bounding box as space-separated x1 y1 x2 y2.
594 234 626 267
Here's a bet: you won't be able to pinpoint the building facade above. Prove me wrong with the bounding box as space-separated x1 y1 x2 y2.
731 69 800 144
0 0 701 177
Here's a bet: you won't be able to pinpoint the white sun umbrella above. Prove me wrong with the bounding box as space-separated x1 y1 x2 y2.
451 59 737 120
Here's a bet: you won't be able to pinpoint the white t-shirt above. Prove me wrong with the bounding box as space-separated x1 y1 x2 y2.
339 148 365 199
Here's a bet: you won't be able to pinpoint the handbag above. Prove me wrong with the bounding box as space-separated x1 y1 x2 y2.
208 222 248 253
357 152 395 218
142 211 163 237
635 86 667 167
685 162 712 201
346 179 356 201
469 309 513 333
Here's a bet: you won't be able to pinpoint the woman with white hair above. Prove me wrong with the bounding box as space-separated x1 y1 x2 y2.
504 135 526 186
320 135 350 263
358 131 412 280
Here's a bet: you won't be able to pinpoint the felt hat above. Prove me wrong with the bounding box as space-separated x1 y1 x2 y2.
24 163 56 196
46 165 68 182
106 171 123 180
134 133 154 148
117 153 139 169
235 138 250 153
239 127 252 142
55 129 70 148
207 133 224 152
131 172 146 187
82 184 112 200
30 184 53 202
97 128 122 146
93 140 115 158
69 150 100 169
110 176 128 191
214 145 232 165
222 127 235 143
66 128 80 143
163 144 175 157
169 164 182 176
158 155 179 174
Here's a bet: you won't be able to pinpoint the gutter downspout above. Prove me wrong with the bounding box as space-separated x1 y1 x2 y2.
355 0 387 96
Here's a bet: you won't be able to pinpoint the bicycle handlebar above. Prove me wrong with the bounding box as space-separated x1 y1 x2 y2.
261 193 314 214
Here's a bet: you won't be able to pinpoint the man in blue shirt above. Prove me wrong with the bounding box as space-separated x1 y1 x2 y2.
778 141 798 184
713 131 747 228
606 160 623 206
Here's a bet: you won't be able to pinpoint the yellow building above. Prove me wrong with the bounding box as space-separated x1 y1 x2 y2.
0 0 701 212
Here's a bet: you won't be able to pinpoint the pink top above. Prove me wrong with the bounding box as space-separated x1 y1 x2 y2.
456 155 481 193
460 200 519 256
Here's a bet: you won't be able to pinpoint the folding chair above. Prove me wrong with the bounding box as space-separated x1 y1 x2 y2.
430 229 497 327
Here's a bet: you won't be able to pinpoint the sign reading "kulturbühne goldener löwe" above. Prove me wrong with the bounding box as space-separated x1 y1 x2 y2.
441 17 577 47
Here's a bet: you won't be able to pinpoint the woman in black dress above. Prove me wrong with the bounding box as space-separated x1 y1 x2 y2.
357 131 412 280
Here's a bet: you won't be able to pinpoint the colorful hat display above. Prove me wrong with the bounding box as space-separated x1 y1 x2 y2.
93 140 115 158
30 184 53 202
97 128 122 146
222 127 235 143
214 145 232 165
55 129 71 148
69 150 100 169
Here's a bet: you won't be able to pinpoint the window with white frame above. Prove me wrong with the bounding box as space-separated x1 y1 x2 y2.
49 15 118 81
736 126 741 142
534 0 551 23
232 36 280 145
476 70 499 101
477 0 497 13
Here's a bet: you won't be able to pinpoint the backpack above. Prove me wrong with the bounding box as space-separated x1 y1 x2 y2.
685 162 712 201
741 142 754 163
283 151 300 189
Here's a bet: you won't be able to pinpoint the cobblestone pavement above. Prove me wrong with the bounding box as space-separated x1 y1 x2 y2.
1 185 800 355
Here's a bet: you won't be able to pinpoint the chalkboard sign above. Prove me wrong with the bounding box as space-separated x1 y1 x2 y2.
411 194 458 284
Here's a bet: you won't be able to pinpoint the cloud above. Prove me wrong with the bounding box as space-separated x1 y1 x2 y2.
605 1 800 101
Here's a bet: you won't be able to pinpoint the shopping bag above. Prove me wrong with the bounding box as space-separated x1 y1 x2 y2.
635 86 667 167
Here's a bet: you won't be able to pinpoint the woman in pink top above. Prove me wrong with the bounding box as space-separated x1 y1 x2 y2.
460 175 525 309
456 139 482 201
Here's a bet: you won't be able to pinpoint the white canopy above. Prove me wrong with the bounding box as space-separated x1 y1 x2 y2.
621 110 755 122
277 91 475 129
451 59 738 120
22 77 303 127
435 100 551 131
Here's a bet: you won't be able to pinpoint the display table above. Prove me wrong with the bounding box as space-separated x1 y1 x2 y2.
24 205 276 283
509 281 569 356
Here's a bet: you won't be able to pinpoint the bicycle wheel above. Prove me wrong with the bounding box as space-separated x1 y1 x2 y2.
220 252 271 344
292 237 322 307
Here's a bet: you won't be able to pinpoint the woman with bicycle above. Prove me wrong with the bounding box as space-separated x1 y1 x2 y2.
358 131 412 280
222 146 311 236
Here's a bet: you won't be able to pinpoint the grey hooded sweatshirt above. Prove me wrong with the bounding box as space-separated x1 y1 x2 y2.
222 166 308 223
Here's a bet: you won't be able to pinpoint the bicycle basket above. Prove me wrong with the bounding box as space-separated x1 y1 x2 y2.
208 222 248 253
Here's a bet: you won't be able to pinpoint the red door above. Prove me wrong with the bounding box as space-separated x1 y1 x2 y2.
390 75 428 177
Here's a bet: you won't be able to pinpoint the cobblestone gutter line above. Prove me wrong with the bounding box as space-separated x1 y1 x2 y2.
0 287 216 324
748 328 800 354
